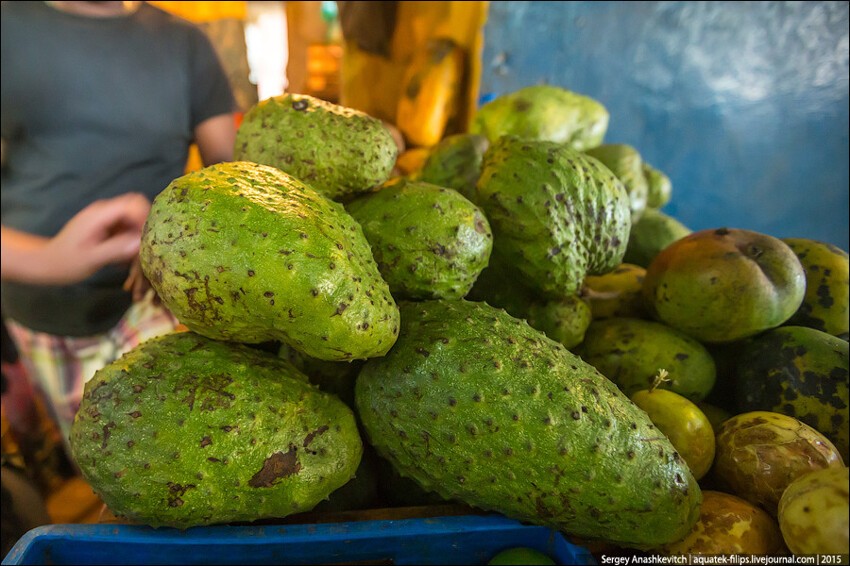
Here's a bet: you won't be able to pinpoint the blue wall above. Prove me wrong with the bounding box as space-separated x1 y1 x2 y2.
479 1 849 248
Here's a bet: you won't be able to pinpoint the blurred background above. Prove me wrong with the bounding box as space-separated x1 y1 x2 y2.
150 1 848 247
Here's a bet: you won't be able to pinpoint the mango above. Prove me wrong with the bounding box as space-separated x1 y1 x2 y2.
643 228 806 343
734 326 849 461
575 318 717 401
782 237 849 339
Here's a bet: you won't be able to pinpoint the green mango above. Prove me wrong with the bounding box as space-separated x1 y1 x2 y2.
584 144 649 223
140 161 399 361
575 318 717 402
642 228 806 344
782 238 849 339
234 94 397 200
476 136 631 299
623 208 691 268
69 332 363 528
470 85 609 151
734 326 849 461
355 300 701 548
346 179 492 300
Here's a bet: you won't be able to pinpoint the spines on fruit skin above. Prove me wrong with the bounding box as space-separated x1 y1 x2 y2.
140 161 399 361
234 93 397 200
70 332 363 529
346 179 493 300
476 137 632 299
355 299 701 548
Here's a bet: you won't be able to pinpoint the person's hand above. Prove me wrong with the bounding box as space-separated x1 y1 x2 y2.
40 193 151 284
2 193 151 286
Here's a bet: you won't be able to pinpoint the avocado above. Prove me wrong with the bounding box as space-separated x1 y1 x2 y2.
69 332 363 529
355 300 701 547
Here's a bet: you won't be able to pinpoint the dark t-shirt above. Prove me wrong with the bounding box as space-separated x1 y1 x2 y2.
1 1 236 336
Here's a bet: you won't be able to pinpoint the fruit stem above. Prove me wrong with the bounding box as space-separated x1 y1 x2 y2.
649 368 670 392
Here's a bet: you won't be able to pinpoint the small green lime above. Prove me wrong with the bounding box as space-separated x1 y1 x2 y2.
487 546 557 565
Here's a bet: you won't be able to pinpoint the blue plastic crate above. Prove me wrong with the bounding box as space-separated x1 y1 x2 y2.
1 514 596 565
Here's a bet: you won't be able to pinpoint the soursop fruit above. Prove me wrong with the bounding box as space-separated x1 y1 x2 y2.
585 144 649 223
70 332 363 529
346 179 492 300
415 133 490 201
234 94 397 200
140 161 399 361
355 300 702 547
475 136 632 298
470 85 609 151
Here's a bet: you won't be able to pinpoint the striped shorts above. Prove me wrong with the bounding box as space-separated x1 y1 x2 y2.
4 292 178 453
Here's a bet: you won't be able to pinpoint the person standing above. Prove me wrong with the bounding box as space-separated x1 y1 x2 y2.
1 1 238 452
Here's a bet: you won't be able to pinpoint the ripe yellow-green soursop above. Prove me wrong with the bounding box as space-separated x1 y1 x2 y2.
140 161 399 361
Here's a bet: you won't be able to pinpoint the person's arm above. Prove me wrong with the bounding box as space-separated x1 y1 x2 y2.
194 113 236 166
1 193 150 285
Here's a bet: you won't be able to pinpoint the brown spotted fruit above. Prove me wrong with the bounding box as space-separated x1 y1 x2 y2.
712 411 845 516
69 332 363 529
733 326 849 461
356 300 702 548
782 238 849 339
778 466 849 555
657 490 786 556
140 161 400 361
643 228 806 343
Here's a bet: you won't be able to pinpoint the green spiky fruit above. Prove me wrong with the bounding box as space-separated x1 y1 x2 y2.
234 93 397 200
734 326 849 461
575 318 717 402
69 332 363 529
643 162 672 209
623 208 691 268
346 179 492 300
585 144 649 223
476 136 631 299
355 300 701 547
140 161 399 361
782 238 849 339
470 85 609 151
416 133 490 201
525 295 592 350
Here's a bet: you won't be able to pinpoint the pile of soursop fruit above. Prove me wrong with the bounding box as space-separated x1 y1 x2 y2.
69 87 848 556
